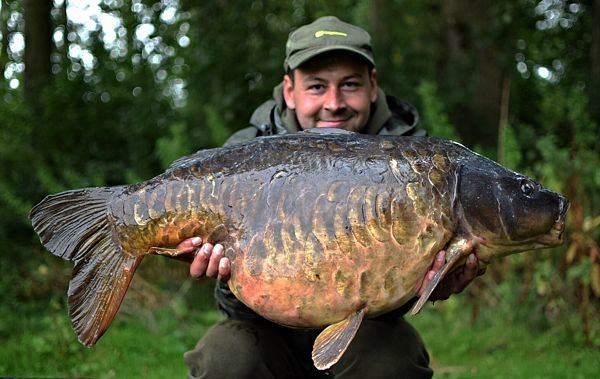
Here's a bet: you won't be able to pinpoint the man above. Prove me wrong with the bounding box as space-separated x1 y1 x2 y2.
179 16 481 378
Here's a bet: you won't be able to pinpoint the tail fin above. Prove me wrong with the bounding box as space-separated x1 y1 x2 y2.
30 187 143 347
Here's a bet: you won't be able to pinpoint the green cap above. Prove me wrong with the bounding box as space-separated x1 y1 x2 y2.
284 16 375 71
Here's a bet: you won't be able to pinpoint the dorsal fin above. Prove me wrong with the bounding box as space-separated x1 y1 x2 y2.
312 307 367 370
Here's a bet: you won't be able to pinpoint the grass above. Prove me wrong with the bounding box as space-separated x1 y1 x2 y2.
2 257 598 378
3 299 598 378
410 298 599 379
0 257 222 379
0 284 221 378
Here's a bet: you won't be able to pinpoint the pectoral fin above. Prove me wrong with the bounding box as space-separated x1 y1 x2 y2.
410 238 475 315
312 307 367 370
410 238 474 315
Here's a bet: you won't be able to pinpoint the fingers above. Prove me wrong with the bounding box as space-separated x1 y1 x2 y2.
445 254 479 295
462 253 479 281
418 250 446 297
189 243 231 282
217 257 231 282
426 252 483 302
176 236 203 253
206 244 224 278
418 270 436 297
189 242 212 278
432 250 446 272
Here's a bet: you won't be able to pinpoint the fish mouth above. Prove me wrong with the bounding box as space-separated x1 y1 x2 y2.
472 218 565 262
538 197 569 246
553 220 566 243
554 219 566 242
537 220 566 246
549 197 569 245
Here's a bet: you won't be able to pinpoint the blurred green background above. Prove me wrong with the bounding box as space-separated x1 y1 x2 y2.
1 0 599 377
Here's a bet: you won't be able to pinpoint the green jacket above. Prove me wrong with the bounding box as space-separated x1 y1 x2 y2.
215 84 424 321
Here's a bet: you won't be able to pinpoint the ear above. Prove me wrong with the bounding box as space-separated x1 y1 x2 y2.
369 68 378 103
283 73 296 110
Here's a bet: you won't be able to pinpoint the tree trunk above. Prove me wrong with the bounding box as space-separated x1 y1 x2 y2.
590 0 600 121
23 0 52 108
368 0 394 85
1 0 10 68
439 0 507 148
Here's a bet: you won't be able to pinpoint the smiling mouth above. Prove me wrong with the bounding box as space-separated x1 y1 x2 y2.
319 120 350 127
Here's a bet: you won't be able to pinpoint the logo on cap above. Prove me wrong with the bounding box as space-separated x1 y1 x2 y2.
314 30 348 38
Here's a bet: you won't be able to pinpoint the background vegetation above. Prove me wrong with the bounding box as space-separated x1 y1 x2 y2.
1 0 598 377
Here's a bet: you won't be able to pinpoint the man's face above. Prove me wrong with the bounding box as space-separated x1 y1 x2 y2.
283 52 378 132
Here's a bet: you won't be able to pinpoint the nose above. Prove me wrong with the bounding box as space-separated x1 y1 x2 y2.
323 88 345 111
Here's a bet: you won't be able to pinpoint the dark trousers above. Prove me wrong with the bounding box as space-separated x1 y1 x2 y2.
184 316 433 378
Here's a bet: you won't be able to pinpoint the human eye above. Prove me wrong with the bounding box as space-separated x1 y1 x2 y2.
341 80 361 91
306 83 325 93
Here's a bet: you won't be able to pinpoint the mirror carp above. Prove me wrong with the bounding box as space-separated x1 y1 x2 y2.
30 129 568 370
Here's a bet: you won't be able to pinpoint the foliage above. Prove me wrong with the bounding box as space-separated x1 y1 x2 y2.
416 80 461 141
155 121 193 169
530 83 600 344
0 0 599 374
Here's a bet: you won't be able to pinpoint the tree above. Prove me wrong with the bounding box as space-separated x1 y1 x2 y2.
590 0 600 120
23 0 51 108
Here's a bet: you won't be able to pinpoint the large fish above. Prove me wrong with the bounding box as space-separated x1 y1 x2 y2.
30 129 568 370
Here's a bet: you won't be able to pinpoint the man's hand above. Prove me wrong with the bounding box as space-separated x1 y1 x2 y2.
419 251 481 302
176 237 231 281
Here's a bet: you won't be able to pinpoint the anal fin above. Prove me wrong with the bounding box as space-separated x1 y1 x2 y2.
312 307 367 370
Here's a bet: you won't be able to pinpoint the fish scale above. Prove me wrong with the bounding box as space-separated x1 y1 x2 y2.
30 129 568 370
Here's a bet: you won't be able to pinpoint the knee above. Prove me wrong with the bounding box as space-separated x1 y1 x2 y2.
331 318 433 378
184 319 268 378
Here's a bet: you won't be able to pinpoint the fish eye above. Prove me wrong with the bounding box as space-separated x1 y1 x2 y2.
520 179 536 197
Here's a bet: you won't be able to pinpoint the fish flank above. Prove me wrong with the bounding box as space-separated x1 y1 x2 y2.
334 202 357 256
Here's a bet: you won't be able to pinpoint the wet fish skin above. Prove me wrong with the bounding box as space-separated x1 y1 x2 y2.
30 129 568 369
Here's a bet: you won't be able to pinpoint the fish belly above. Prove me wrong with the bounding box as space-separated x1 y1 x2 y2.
228 180 451 327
